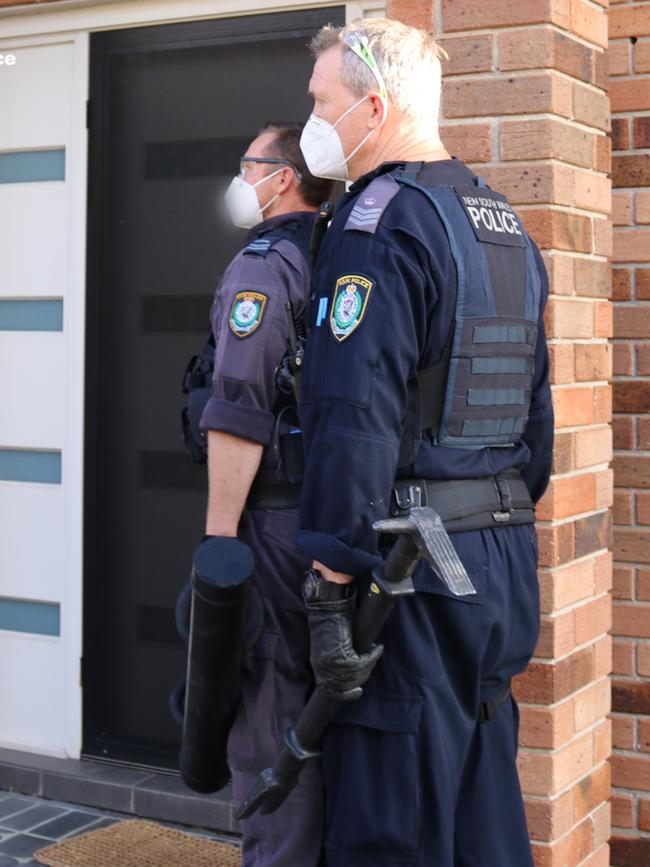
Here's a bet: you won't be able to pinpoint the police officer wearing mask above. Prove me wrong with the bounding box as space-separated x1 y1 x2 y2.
199 121 332 866
296 19 554 867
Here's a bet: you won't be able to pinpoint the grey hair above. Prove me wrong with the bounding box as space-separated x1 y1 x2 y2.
309 18 446 124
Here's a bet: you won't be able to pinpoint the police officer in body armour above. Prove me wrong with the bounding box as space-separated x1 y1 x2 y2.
198 121 332 866
295 19 554 867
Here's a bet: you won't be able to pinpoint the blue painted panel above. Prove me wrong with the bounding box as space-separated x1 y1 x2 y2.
0 598 60 637
0 149 65 183
0 300 63 331
0 449 61 484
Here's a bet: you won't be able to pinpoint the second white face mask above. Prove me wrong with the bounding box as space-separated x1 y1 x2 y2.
223 168 282 229
300 96 376 182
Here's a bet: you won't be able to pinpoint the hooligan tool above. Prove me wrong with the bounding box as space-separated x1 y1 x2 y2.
235 506 476 819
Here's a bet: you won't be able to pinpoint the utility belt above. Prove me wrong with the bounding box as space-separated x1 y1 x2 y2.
248 470 534 521
390 469 534 532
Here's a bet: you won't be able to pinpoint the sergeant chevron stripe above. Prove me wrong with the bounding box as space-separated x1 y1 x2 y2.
348 205 382 226
343 173 401 235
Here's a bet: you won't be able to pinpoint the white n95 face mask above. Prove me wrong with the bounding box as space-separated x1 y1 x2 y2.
300 96 377 182
223 168 282 229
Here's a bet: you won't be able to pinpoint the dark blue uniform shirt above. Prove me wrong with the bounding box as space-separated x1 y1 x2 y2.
296 159 553 578
199 211 313 478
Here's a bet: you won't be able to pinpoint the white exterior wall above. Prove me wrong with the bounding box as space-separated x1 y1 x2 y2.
0 0 383 760
0 32 88 758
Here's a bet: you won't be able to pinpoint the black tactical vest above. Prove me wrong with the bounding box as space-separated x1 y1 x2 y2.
393 164 542 450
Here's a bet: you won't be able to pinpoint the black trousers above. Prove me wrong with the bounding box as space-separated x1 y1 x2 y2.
228 508 324 867
320 522 540 867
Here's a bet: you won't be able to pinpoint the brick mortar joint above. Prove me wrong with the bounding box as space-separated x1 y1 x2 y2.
520 672 611 707
535 508 615 527
441 20 607 54
526 627 611 663
546 588 612 612
489 156 611 179
445 68 608 98
546 462 612 480
517 203 610 218
445 111 610 138
438 19 607 52
522 758 612 805
538 601 612 622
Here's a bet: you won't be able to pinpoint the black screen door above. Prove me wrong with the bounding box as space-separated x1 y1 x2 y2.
83 7 345 769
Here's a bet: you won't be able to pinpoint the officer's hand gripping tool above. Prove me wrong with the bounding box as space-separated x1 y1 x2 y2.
235 506 475 820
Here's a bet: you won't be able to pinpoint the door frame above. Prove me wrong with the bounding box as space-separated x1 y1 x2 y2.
82 5 347 767
0 1 383 41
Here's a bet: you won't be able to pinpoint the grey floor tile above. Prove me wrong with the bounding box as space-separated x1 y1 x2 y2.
0 799 33 822
0 836 47 859
29 810 103 841
1 804 65 832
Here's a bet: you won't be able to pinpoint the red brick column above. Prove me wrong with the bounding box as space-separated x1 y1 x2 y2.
388 2 613 865
609 2 650 865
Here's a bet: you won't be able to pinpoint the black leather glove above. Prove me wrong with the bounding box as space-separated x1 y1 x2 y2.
306 593 383 701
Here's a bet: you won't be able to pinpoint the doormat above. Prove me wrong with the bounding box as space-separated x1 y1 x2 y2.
33 819 242 867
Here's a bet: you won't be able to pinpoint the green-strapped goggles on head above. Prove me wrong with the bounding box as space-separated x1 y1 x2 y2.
341 31 388 104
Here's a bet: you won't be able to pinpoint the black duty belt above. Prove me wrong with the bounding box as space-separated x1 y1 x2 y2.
247 481 302 511
391 469 534 532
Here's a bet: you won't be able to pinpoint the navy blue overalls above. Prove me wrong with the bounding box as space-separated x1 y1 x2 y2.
199 211 324 867
296 159 554 866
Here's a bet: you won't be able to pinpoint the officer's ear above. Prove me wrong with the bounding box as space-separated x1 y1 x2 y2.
368 92 387 129
277 165 295 192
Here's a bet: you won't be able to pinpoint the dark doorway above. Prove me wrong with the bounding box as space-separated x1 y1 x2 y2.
84 7 344 769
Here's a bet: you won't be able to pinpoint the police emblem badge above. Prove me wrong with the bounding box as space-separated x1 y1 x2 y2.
229 291 268 338
330 275 373 342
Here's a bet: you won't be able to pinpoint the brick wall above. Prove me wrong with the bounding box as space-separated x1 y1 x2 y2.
388 2 613 865
609 2 650 865
3 0 620 862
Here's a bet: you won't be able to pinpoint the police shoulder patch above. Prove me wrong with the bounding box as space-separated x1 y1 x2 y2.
330 275 373 343
228 291 268 338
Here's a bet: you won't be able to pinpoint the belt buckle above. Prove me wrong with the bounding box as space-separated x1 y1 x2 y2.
492 510 512 523
391 483 423 516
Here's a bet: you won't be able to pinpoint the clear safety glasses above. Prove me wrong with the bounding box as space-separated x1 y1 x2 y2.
239 156 303 182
